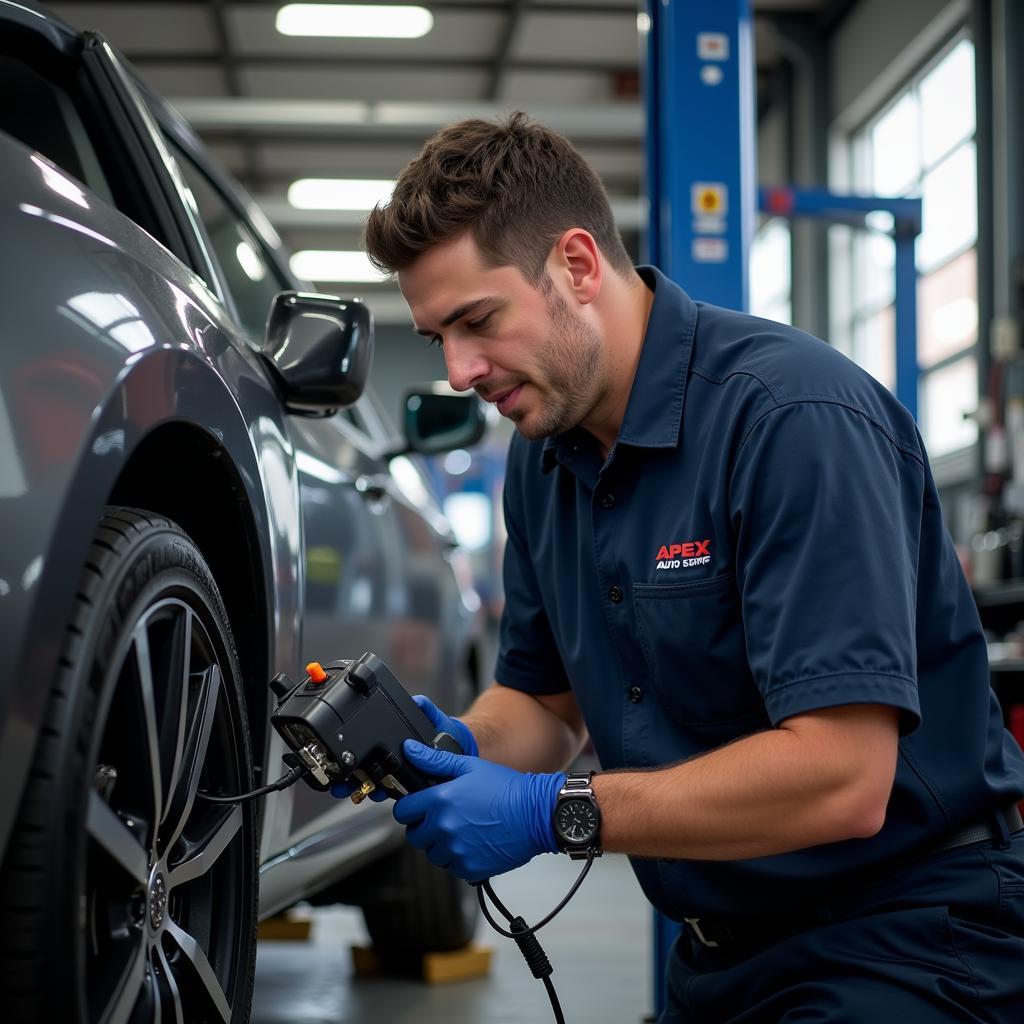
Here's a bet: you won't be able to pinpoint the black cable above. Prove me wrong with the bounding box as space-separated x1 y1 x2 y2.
542 976 566 1024
198 762 308 804
475 854 595 938
472 854 595 1024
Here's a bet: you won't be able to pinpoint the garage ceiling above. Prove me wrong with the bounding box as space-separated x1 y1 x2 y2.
48 0 847 320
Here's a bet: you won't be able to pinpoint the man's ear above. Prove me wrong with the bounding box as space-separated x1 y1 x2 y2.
551 229 602 305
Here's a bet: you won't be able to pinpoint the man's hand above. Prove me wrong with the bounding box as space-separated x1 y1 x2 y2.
412 694 479 758
393 740 566 882
329 694 478 801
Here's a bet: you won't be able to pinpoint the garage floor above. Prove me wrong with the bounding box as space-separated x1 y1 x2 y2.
253 852 653 1023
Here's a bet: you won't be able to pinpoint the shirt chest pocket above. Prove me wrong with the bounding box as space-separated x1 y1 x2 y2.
632 573 768 729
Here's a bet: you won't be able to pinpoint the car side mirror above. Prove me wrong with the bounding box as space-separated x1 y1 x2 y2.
387 384 486 458
262 292 373 415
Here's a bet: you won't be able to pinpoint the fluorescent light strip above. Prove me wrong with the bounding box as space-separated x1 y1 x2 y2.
290 250 388 283
288 178 394 211
276 4 434 39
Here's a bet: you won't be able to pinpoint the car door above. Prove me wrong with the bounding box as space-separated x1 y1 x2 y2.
155 140 404 842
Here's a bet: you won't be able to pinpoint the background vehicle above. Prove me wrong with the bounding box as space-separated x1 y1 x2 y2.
0 3 486 1020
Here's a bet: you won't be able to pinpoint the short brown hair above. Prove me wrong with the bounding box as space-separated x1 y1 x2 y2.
364 111 633 282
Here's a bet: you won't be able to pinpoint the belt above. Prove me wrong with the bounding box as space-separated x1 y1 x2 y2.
682 804 1024 952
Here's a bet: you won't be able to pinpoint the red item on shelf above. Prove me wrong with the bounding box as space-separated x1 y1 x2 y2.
1009 707 1024 819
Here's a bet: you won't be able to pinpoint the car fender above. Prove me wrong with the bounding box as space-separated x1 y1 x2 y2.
0 135 302 858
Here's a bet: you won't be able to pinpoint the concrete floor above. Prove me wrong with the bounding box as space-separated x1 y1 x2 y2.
253 852 653 1024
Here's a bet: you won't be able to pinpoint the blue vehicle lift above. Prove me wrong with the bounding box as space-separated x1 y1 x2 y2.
643 1 923 1017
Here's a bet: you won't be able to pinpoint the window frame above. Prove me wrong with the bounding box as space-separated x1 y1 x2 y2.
834 26 979 473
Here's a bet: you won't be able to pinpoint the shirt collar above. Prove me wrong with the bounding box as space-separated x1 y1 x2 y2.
541 265 697 473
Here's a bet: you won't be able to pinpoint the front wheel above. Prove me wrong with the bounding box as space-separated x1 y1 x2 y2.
0 508 258 1022
359 842 480 964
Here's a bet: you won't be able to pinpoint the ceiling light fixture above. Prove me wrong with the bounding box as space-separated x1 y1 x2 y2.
290 250 388 283
288 178 395 210
276 3 434 39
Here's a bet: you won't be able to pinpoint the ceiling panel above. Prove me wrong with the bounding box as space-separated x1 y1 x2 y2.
499 69 616 104
48 3 219 53
137 65 235 97
514 11 640 64
248 140 427 176
238 66 491 102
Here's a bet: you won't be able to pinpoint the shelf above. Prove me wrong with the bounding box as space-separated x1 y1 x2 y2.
973 581 1024 608
990 659 1024 674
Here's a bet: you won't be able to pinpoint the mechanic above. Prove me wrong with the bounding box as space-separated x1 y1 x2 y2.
339 112 1024 1021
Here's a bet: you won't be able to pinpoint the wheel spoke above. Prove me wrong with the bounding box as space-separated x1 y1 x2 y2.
155 944 185 1024
163 663 220 852
146 954 163 1024
159 607 193 829
99 938 146 1024
132 623 164 830
87 790 148 886
165 919 231 1023
168 804 242 889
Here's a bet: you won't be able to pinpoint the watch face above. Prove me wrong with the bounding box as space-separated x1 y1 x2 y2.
556 798 598 845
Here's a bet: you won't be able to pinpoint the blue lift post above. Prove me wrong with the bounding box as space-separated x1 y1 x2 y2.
643 0 756 1017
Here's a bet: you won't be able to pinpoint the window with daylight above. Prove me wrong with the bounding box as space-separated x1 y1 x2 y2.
830 35 978 460
749 218 792 326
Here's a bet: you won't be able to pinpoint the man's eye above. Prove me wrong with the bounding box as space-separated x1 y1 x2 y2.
467 313 492 331
427 335 442 348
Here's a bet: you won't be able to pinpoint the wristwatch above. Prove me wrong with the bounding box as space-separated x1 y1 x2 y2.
553 771 603 859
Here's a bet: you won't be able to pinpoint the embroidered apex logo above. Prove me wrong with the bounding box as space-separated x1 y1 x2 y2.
655 539 711 570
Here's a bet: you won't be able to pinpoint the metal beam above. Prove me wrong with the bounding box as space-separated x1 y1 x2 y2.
130 52 635 75
486 0 528 101
207 0 241 96
207 0 267 188
254 196 644 230
171 98 643 138
51 0 639 13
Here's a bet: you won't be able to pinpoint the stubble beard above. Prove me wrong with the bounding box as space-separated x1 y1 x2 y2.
509 290 607 441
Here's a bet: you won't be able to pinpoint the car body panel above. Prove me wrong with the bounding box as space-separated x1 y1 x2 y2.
0 128 303 858
0 3 481 915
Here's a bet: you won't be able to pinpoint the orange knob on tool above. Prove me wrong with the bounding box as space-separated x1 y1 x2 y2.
306 661 329 684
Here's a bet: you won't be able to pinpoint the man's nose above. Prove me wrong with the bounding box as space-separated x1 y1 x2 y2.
443 337 489 393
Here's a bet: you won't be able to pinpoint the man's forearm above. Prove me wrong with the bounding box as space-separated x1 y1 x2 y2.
460 683 583 773
593 708 897 860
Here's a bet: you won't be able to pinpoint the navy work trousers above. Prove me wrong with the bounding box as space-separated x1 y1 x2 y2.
658 833 1024 1022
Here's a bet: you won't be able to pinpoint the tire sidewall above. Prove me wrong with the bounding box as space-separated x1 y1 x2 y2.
49 517 257 1022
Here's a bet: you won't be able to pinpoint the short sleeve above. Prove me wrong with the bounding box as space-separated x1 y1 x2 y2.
729 401 923 734
493 445 571 695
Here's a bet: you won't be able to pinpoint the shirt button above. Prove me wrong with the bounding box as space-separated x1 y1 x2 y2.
629 686 643 703
599 493 615 509
609 585 623 603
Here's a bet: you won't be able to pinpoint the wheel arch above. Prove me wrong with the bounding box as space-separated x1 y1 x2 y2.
0 344 300 861
108 422 272 772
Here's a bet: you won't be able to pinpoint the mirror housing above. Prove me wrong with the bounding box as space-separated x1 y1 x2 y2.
388 383 486 458
262 292 373 415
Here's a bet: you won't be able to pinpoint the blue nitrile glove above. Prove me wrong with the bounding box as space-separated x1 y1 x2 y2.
411 694 479 758
329 694 478 801
392 739 566 882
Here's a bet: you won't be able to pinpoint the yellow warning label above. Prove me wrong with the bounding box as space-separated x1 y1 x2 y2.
691 182 728 217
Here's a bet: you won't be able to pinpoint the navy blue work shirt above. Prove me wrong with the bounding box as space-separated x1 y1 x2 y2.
495 265 1024 920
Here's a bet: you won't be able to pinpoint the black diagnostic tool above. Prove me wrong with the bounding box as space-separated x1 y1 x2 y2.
269 652 463 801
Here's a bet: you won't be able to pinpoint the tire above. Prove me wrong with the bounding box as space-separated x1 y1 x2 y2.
359 842 480 965
0 507 258 1023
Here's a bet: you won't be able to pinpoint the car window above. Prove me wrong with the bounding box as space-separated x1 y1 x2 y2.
0 54 114 207
168 143 287 340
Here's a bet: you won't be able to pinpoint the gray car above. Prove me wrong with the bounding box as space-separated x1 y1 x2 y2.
0 3 487 1020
